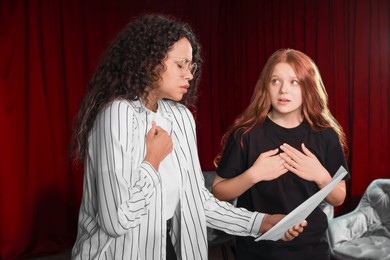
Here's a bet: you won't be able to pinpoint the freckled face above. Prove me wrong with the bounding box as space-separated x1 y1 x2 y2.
148 37 194 105
268 62 303 120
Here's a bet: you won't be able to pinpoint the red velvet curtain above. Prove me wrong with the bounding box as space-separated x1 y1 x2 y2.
0 0 388 259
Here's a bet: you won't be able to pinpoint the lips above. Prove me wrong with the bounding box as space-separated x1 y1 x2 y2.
180 85 189 93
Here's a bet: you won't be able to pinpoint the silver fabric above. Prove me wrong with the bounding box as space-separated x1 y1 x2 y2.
327 179 390 260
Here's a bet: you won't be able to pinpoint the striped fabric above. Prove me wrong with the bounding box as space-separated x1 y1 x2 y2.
71 99 265 260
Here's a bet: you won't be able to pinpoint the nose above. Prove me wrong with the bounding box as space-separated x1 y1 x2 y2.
183 69 194 80
280 82 288 94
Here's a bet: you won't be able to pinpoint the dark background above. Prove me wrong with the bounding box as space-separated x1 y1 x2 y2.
0 0 389 259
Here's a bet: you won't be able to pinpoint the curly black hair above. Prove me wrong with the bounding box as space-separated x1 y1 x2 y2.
72 14 203 161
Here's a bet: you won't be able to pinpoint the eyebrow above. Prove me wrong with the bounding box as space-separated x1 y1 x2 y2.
271 74 298 78
169 56 192 62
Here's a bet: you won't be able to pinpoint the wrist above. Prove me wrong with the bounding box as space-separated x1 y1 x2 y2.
144 153 160 171
316 170 331 188
245 167 260 185
259 214 270 234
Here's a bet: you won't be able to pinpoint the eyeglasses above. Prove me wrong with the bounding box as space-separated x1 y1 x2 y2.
170 57 197 76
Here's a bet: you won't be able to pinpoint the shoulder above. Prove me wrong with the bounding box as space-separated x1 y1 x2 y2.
225 128 248 149
97 99 139 127
160 99 193 120
312 127 339 141
307 127 341 152
161 99 188 112
102 99 135 114
235 123 266 142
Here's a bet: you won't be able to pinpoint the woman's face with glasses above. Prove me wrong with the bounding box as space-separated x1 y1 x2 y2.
147 37 195 107
170 57 197 76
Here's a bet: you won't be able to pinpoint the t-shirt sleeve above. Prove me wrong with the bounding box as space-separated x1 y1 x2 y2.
324 129 350 180
216 131 248 179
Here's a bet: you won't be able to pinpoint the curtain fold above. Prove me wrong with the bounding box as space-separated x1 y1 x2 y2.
0 0 388 258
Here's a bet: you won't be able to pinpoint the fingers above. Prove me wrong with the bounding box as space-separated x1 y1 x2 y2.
146 122 173 151
147 122 168 137
281 143 315 159
154 125 165 135
262 148 279 157
289 220 307 237
301 143 314 157
282 220 307 241
147 121 157 137
279 143 309 170
289 227 300 236
293 220 307 233
144 122 174 170
283 228 297 241
279 152 296 165
276 161 289 174
280 143 302 161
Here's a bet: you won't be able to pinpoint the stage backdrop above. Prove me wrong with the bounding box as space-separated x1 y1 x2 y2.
0 0 389 259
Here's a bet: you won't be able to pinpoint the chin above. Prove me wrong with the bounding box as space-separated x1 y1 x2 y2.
169 96 184 102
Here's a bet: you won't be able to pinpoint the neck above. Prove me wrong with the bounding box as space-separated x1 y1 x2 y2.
268 112 303 128
145 100 158 112
142 94 158 112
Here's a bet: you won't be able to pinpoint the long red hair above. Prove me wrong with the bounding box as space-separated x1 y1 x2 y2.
214 49 347 167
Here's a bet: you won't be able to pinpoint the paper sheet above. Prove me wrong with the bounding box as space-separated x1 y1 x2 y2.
255 166 348 241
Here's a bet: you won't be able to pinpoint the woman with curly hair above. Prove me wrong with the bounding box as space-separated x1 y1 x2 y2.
70 15 305 260
213 49 350 260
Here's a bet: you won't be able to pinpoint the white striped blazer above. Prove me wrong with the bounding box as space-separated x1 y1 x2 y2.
71 99 265 260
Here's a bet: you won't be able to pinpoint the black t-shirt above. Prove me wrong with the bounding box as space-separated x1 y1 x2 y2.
216 117 350 260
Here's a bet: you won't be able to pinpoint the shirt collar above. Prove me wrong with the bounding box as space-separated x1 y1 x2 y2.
131 99 174 120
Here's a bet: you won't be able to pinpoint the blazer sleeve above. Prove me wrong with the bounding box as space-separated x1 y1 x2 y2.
87 100 161 237
182 108 265 237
